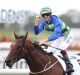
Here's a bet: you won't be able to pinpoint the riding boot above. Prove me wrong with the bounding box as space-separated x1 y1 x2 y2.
60 50 74 73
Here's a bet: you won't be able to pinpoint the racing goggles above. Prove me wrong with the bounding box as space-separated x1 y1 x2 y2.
41 13 51 17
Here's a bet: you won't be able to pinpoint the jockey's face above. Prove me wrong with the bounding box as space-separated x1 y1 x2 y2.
41 13 51 21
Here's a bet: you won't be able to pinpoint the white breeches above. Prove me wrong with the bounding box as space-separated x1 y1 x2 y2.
44 31 74 54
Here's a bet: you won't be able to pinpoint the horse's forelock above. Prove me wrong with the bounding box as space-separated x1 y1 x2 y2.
18 36 24 39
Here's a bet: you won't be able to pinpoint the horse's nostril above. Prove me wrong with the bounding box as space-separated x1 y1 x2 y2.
5 60 11 63
5 60 12 67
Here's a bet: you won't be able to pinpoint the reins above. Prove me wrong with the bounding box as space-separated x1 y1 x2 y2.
33 41 63 51
40 44 64 51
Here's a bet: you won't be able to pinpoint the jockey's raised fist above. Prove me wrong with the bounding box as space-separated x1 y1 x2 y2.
35 16 40 25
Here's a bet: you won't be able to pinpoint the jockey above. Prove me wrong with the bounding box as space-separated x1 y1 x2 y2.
34 7 74 72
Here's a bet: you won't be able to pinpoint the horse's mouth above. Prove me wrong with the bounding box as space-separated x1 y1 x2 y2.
5 60 14 68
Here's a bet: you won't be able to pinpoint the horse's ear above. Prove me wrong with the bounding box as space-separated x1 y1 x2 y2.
23 32 28 40
14 32 18 39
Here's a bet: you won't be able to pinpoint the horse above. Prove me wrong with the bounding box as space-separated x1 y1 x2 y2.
5 32 80 75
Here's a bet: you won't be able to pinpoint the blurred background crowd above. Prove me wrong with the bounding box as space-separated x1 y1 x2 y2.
0 9 80 50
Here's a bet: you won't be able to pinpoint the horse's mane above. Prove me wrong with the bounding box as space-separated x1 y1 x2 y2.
17 36 24 39
17 35 53 56
32 41 53 56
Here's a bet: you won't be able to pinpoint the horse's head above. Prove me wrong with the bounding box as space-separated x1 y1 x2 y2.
5 32 28 68
5 32 54 72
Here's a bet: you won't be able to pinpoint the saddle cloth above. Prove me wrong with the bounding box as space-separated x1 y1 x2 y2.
54 52 80 75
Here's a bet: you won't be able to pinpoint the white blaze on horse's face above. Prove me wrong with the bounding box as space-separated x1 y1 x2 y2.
10 42 17 50
12 42 16 46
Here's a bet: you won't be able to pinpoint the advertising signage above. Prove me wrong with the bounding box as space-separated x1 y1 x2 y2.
0 9 26 24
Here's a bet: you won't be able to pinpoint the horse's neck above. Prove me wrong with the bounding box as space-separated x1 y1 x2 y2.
24 41 58 72
24 42 57 72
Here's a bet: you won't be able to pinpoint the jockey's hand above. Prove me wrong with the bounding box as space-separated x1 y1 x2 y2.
35 16 40 25
39 39 48 45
